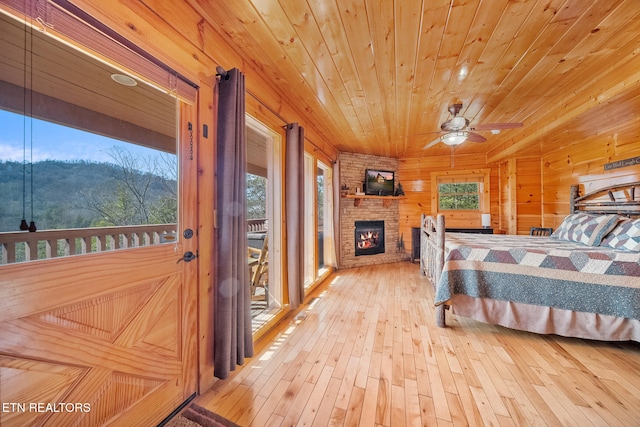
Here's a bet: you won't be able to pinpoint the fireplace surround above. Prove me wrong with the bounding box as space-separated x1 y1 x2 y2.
354 220 385 256
338 152 407 268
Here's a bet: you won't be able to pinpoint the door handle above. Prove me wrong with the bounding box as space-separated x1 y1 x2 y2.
177 251 198 263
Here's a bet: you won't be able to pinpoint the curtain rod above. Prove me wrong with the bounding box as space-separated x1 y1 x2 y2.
246 89 329 157
246 88 287 124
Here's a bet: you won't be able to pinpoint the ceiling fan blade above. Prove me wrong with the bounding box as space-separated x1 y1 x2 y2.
423 136 441 149
471 122 523 131
467 132 487 143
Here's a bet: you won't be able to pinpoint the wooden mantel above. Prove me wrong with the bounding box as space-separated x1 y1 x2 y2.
345 194 403 208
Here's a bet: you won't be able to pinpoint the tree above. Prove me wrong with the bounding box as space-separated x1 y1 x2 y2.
438 183 480 210
84 146 177 226
246 173 267 219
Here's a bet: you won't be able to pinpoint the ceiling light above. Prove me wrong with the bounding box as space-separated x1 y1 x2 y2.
458 65 468 80
441 131 468 146
110 73 137 86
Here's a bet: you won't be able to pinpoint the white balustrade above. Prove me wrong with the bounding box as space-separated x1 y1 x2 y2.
0 224 177 264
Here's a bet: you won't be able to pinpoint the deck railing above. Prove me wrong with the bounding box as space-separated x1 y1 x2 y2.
1 219 269 265
0 224 177 265
247 218 267 232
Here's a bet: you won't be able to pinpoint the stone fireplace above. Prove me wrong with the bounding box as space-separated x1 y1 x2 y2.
338 152 409 268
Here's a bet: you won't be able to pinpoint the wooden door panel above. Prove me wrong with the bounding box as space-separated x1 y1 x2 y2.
0 245 181 323
0 356 87 426
0 4 200 421
0 249 193 427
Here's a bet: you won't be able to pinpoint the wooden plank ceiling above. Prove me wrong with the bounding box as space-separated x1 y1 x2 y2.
190 0 640 160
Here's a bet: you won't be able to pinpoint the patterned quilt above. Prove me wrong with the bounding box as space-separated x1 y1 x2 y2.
434 233 640 320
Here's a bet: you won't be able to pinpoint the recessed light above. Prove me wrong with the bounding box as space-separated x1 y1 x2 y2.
110 73 137 86
458 65 468 80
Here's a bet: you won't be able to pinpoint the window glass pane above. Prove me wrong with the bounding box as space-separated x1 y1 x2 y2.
317 167 325 270
316 160 334 276
246 116 283 335
0 110 177 264
303 153 315 287
438 183 480 210
438 183 478 193
0 13 177 264
246 173 267 222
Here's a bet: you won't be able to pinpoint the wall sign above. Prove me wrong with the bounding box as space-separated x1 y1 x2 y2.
604 156 640 171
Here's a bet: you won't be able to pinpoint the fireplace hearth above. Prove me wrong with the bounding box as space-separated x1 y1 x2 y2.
355 220 385 256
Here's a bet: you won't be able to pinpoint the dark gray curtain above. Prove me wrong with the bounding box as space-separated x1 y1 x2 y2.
285 123 305 308
214 68 253 379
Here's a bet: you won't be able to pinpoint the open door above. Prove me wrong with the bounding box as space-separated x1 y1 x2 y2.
0 8 198 426
0 118 197 427
0 110 199 427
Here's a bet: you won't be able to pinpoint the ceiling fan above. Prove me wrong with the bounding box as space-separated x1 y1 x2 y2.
423 103 523 149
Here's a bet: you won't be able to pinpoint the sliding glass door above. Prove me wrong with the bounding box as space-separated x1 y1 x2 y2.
303 155 335 289
317 160 334 276
246 116 282 333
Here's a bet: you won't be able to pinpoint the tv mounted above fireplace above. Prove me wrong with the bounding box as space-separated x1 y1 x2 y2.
364 169 394 196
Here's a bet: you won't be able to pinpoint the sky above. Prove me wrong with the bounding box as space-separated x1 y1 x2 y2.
0 109 172 166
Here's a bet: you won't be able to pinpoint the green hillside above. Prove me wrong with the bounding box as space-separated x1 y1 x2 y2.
0 160 177 232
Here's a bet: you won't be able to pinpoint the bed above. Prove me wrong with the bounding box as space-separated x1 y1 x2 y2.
420 181 640 342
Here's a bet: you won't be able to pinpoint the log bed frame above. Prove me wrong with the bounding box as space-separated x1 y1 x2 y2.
421 181 640 328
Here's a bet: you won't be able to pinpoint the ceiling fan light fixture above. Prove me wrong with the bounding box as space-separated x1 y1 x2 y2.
441 131 468 146
450 116 467 129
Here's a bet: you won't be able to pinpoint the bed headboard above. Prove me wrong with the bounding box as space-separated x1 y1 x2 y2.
571 181 640 217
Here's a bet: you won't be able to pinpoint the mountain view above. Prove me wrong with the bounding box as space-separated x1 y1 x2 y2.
0 159 177 233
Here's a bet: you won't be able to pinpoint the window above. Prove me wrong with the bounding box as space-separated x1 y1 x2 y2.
303 153 315 287
430 169 491 217
316 160 334 276
303 155 335 290
0 11 180 264
438 182 480 210
246 115 283 335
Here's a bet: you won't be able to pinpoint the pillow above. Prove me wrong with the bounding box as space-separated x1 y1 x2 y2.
551 213 620 246
550 213 585 240
600 218 640 251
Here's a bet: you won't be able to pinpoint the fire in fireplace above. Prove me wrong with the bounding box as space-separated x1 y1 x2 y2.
354 220 385 256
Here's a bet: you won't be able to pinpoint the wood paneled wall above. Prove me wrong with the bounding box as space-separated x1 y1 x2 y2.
498 159 516 235
397 153 501 252
542 138 640 230
400 134 640 241
399 152 548 244
514 158 542 233
505 157 543 235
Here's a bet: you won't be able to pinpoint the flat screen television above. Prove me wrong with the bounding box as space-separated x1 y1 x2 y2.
364 169 395 196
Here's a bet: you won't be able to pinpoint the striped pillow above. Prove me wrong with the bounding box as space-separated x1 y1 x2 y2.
600 218 640 251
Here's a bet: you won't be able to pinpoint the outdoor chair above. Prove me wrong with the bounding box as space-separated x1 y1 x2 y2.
248 234 268 306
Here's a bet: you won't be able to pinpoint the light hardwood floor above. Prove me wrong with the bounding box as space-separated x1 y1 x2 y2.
196 262 640 426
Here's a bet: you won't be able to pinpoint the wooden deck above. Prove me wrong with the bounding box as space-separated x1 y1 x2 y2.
196 262 640 426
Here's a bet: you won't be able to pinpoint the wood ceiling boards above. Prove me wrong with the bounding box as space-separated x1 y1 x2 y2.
189 0 640 160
